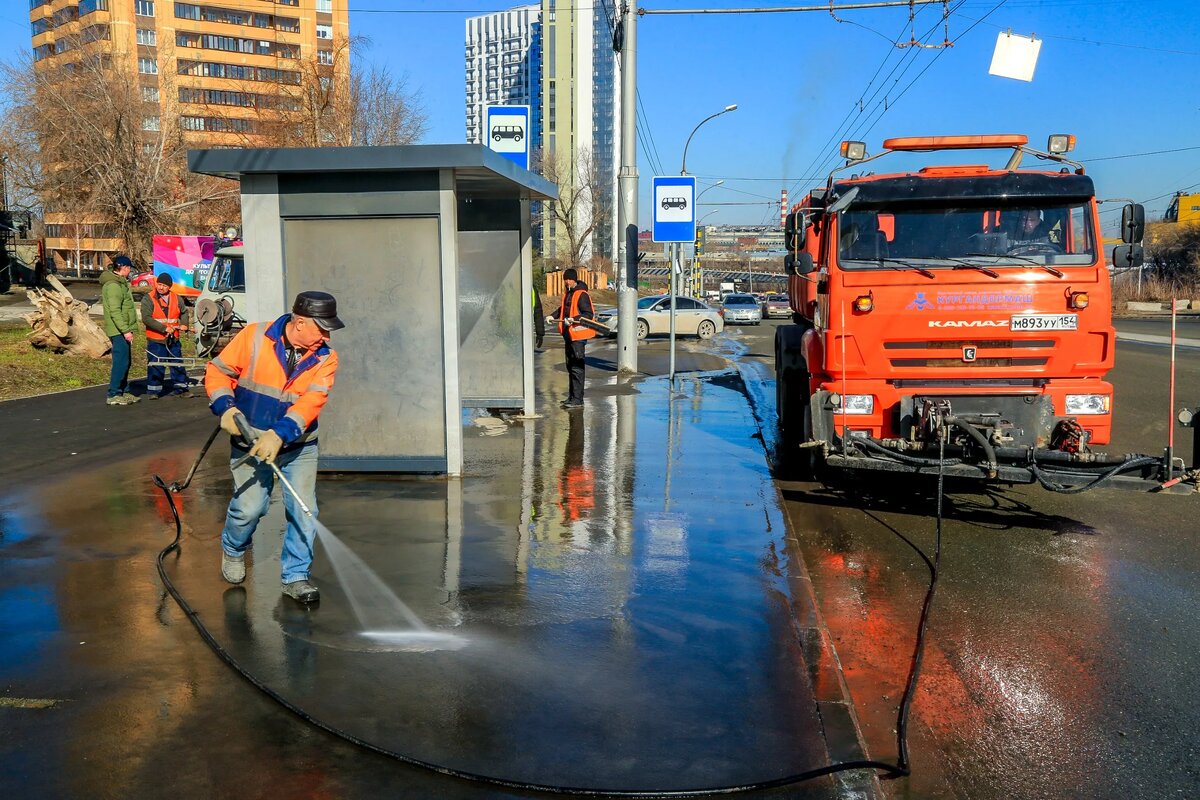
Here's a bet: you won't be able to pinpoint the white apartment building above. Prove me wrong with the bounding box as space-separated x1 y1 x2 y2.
464 5 542 151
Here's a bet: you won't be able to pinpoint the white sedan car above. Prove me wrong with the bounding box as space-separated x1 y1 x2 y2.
594 295 725 340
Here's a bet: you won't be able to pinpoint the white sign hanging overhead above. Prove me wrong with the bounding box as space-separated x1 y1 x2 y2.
989 31 1042 82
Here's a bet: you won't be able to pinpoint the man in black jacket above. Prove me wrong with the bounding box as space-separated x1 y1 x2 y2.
548 268 595 409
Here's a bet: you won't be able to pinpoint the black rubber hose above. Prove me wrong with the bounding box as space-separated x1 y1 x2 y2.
857 436 963 468
152 427 949 796
945 417 998 477
895 432 948 771
1029 455 1160 495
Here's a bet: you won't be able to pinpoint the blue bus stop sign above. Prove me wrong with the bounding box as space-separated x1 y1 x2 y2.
652 176 696 243
485 105 530 170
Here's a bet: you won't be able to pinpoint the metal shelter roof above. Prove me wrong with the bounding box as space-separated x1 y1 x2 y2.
188 144 558 201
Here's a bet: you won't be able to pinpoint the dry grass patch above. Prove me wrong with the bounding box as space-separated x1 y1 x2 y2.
0 322 197 401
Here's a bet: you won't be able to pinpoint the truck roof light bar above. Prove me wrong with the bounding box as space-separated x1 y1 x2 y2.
882 134 1029 151
826 133 1086 185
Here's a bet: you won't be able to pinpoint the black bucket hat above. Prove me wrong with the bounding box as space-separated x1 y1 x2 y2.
292 291 345 331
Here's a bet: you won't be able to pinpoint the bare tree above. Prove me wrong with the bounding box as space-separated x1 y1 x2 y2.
535 146 609 270
245 36 427 149
352 63 428 146
1146 221 1200 285
1 42 237 266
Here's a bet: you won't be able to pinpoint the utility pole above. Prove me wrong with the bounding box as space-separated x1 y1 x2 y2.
615 1 639 375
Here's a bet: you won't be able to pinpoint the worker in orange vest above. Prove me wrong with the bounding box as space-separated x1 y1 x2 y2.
142 273 191 398
548 268 595 409
205 291 343 605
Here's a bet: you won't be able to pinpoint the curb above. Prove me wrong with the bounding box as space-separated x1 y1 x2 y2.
730 361 884 799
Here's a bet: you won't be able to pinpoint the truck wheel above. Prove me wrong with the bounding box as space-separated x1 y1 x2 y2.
775 324 821 480
636 319 649 340
697 319 716 339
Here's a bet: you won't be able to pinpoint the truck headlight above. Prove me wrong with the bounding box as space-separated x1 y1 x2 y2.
1065 394 1110 415
839 394 874 415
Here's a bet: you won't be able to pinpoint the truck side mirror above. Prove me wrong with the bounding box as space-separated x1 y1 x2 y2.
1121 204 1145 244
784 212 805 252
787 252 815 276
1112 244 1144 269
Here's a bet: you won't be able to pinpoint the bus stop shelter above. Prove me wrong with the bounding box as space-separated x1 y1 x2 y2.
188 145 557 476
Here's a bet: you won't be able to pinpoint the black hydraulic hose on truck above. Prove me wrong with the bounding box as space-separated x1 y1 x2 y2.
152 426 949 796
1030 455 1161 495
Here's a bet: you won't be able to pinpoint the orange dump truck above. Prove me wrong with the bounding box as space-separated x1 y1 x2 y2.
774 134 1178 489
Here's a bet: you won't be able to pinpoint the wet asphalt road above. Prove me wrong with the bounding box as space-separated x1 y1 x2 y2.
730 319 1200 799
5 316 1199 799
0 340 862 799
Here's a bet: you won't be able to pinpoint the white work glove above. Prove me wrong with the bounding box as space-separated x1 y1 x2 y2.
250 430 284 465
220 407 241 436
544 315 555 326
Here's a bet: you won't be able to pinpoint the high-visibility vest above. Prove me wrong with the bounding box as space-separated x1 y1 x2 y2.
205 315 338 446
558 288 596 341
146 290 181 341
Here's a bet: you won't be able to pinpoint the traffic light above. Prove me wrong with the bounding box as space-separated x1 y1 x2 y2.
694 226 706 256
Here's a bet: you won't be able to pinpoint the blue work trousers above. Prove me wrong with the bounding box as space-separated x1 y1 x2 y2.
108 334 131 398
220 442 320 584
146 339 187 395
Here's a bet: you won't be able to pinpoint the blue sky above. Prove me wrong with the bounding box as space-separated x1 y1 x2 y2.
3 1 1198 232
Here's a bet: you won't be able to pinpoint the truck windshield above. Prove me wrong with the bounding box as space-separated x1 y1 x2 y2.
207 256 245 292
836 202 1096 269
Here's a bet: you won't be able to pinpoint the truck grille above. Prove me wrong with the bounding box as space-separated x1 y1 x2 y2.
890 357 1049 368
884 339 1054 350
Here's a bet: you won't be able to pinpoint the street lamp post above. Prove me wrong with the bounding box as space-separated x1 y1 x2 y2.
671 105 737 383
615 0 639 375
681 105 737 177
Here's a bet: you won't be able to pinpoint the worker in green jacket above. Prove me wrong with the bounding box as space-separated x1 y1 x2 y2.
100 255 140 406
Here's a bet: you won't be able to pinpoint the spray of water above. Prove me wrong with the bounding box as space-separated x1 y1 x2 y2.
313 521 464 648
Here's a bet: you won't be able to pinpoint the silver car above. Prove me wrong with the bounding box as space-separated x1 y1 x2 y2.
721 293 763 325
594 295 724 341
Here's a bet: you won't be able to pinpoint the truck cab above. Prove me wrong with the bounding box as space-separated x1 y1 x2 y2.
776 134 1147 484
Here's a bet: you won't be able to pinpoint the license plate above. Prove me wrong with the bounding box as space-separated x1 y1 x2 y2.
1010 313 1077 331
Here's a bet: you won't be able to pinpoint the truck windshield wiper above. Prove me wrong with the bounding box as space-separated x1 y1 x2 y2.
855 257 935 279
949 261 1000 278
964 252 1065 278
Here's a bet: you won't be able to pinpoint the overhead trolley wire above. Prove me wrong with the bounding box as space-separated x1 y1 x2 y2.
790 3 938 199
807 0 1008 182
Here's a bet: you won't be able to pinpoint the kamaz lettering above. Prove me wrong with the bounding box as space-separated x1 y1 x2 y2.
928 319 1009 328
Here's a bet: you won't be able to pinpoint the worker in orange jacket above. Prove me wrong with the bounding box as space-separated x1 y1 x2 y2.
205 291 343 604
142 273 191 398
547 268 595 409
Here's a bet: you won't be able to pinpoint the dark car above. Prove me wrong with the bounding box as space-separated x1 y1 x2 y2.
661 197 688 210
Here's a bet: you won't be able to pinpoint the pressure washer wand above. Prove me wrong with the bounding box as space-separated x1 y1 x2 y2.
232 412 315 518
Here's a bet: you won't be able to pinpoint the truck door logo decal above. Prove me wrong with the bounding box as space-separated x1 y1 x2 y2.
906 292 933 311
